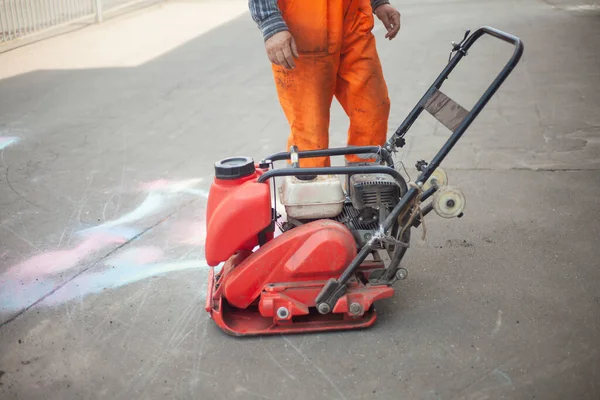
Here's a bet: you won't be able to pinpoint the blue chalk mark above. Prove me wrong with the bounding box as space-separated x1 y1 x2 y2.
0 137 19 150
100 193 165 227
46 260 210 305
75 225 140 241
493 369 513 386
0 258 209 313
0 279 53 313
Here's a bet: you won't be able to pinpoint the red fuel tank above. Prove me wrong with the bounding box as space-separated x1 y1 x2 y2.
205 157 273 267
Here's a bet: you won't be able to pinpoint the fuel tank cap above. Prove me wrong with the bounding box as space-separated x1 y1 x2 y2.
214 156 255 180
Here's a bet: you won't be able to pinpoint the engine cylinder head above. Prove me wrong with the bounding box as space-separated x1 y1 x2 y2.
349 173 401 210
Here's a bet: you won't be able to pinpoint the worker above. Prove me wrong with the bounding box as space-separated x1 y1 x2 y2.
249 0 401 168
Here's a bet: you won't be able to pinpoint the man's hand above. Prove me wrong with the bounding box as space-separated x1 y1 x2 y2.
374 4 401 40
265 31 299 70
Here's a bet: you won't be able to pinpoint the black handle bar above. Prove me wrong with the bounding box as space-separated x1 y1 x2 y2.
262 146 394 166
473 26 522 47
388 26 524 150
257 165 407 190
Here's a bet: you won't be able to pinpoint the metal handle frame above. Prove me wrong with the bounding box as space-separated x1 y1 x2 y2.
314 26 524 312
262 145 395 167
257 165 406 188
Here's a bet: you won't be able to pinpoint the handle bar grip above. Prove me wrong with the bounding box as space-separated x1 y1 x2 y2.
462 27 524 63
472 26 522 46
460 26 524 82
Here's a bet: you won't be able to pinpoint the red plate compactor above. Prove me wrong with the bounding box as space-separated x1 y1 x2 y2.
204 27 524 336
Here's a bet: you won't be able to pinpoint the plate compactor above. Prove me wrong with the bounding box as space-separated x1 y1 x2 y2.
204 27 524 336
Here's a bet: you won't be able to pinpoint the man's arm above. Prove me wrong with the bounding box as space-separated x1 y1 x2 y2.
371 0 391 10
372 1 400 40
249 0 298 69
249 0 391 42
248 0 288 42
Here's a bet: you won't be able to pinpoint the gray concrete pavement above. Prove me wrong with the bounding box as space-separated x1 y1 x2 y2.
1 0 599 399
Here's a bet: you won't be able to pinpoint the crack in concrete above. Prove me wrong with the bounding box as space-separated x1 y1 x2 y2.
0 196 201 329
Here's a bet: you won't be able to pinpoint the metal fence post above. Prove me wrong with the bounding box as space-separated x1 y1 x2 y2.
95 0 103 22
1 0 143 43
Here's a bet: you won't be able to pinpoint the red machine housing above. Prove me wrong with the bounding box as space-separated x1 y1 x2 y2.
204 162 394 336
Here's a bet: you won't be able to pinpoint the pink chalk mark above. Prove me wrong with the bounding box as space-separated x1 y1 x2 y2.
181 221 207 246
140 179 170 191
139 178 203 193
105 246 165 267
3 231 129 282
167 220 207 246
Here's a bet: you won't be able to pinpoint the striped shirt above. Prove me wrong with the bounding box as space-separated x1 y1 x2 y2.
249 0 391 41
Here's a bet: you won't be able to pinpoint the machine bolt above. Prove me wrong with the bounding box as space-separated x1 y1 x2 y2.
349 303 363 316
276 307 290 319
317 303 331 314
395 268 408 281
446 199 456 208
415 160 428 171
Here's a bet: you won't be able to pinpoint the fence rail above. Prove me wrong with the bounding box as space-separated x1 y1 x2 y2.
0 0 137 43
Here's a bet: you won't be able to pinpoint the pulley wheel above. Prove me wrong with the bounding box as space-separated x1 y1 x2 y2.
423 168 448 192
432 186 466 219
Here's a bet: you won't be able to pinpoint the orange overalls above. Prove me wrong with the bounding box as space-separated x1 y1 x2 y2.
273 0 390 168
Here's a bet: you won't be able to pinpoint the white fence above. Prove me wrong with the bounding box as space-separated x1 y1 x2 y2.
0 0 140 43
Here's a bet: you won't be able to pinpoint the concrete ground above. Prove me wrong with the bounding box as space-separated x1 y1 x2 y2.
0 0 599 398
